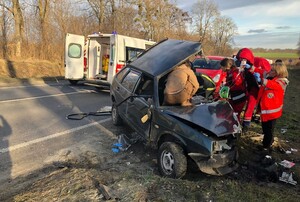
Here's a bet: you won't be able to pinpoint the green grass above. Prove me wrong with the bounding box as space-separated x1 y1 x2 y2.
254 52 299 59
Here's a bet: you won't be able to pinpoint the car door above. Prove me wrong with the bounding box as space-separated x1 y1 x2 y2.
113 68 140 120
113 69 152 139
126 78 153 138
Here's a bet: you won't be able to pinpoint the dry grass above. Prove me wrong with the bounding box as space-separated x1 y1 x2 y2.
0 59 64 79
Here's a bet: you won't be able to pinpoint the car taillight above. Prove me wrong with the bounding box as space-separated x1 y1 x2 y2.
116 64 124 73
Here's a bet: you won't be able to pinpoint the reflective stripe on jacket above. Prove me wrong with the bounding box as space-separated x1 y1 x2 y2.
226 68 247 103
259 77 288 122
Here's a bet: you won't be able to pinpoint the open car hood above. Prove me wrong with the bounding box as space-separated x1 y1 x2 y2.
163 101 241 137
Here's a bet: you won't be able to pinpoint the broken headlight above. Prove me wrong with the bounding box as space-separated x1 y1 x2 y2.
213 140 231 152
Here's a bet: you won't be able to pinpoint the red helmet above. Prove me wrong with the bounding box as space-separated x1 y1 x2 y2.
254 57 271 72
236 48 254 65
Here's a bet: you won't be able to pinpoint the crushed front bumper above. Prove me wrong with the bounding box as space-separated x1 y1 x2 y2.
188 149 239 175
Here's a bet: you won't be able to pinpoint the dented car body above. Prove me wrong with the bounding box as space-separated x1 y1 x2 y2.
110 39 241 178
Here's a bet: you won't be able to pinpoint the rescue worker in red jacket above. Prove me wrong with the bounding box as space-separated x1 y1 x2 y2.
254 61 289 151
220 58 247 122
251 57 272 122
235 48 269 131
243 56 271 131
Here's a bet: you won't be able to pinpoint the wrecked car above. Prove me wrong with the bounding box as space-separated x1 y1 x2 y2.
110 39 241 178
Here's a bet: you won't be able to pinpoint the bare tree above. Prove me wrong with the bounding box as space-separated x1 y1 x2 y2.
33 0 50 59
0 1 9 58
86 0 107 31
0 0 25 58
210 16 237 55
134 0 189 41
191 0 220 43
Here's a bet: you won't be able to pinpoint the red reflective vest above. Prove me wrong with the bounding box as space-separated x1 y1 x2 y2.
226 67 247 103
259 77 288 122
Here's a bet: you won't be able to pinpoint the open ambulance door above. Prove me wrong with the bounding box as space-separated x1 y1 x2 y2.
87 39 101 79
65 33 85 84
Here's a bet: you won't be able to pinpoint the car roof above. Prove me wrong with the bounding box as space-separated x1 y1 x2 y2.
195 56 224 61
129 39 202 77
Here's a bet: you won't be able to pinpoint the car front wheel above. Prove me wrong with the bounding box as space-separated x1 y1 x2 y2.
112 102 122 126
158 142 187 178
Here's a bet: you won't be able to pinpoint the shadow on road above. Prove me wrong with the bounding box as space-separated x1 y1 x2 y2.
0 115 12 199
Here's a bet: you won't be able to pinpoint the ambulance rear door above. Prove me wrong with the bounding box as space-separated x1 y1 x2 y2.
65 33 85 80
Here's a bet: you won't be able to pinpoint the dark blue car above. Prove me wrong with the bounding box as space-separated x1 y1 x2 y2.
110 39 241 178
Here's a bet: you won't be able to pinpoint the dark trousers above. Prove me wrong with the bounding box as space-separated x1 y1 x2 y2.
261 119 277 148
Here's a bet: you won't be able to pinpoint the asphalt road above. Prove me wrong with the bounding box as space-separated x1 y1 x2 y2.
0 81 117 183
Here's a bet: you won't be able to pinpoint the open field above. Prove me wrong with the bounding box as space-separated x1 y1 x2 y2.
254 52 299 59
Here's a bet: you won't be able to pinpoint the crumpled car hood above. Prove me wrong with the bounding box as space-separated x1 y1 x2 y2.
163 100 240 137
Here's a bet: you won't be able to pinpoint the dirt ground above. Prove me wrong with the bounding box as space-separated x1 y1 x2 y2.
0 119 299 202
0 60 300 201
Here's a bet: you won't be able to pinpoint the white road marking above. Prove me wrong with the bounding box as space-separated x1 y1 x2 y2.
0 90 95 104
0 118 112 153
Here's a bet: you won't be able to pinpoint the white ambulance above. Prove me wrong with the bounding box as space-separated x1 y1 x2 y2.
65 32 156 86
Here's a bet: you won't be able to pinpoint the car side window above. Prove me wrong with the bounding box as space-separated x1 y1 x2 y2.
136 76 153 96
121 70 140 92
116 67 130 81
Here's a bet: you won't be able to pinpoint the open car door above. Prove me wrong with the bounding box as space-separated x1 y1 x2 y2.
65 33 85 80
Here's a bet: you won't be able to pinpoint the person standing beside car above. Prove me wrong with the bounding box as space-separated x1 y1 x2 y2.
254 61 289 152
250 57 272 123
164 60 199 106
220 58 247 122
235 48 265 132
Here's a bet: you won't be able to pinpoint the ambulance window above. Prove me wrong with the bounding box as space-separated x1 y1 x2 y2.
121 70 140 92
68 43 82 58
126 47 143 61
110 44 115 62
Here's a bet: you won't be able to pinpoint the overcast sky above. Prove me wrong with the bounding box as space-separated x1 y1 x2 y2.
176 0 300 49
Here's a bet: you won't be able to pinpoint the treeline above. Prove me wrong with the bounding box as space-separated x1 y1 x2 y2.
0 0 239 62
251 48 298 53
0 0 297 64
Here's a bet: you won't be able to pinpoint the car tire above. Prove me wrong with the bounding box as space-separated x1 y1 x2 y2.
112 102 122 126
158 142 187 178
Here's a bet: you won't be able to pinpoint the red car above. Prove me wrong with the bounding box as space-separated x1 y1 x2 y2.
193 56 226 96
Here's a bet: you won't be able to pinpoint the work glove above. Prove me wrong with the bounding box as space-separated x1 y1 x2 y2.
253 72 261 83
244 64 251 69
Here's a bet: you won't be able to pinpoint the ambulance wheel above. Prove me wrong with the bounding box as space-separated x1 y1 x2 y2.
112 102 122 126
69 80 78 85
158 142 187 178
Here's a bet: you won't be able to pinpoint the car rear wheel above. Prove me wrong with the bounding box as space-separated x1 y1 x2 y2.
158 142 187 178
112 102 122 126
